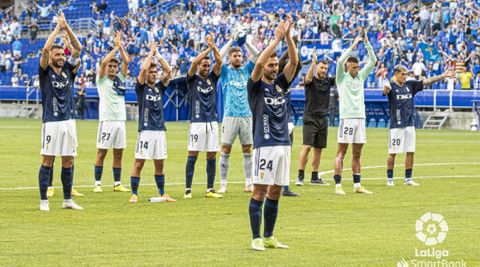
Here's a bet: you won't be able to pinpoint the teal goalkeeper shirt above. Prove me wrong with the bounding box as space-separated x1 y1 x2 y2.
220 61 255 117
335 43 377 119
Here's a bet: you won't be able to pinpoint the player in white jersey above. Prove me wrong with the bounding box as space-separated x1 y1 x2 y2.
92 32 131 193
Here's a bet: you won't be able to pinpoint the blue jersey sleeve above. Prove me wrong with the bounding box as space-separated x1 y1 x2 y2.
408 80 424 95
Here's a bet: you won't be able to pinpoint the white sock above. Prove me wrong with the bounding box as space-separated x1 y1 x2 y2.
354 183 361 188
95 181 102 186
335 184 342 188
114 181 121 186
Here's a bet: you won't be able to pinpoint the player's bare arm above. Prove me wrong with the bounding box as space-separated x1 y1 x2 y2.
99 33 120 79
305 48 317 85
251 21 285 83
117 32 130 77
207 33 222 76
187 44 212 78
155 46 172 87
282 17 299 84
40 18 62 70
138 42 157 85
423 70 456 86
59 12 83 59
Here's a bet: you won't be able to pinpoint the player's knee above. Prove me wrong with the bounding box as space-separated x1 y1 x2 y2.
313 148 322 156
134 160 145 170
302 145 312 153
222 145 232 154
241 145 251 154
97 148 108 157
42 156 54 167
352 150 362 160
62 157 74 168
252 189 266 201
206 152 216 160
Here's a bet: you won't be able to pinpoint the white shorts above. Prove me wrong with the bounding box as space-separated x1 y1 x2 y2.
41 119 78 156
188 122 220 152
338 118 367 144
96 121 127 149
288 122 294 135
388 126 416 154
135 131 167 160
221 116 253 146
252 146 291 186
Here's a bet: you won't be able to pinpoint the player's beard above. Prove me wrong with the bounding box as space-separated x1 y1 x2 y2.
52 59 65 68
232 61 242 68
265 71 277 81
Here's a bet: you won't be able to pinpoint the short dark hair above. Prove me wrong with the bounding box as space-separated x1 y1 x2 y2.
229 46 241 55
317 59 328 65
50 44 64 51
109 58 120 65
269 51 278 58
346 57 359 64
200 56 211 63
149 63 158 69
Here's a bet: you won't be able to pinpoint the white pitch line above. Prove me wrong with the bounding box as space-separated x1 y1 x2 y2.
0 162 478 191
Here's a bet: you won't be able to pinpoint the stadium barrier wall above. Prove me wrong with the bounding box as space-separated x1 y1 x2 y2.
1 85 479 128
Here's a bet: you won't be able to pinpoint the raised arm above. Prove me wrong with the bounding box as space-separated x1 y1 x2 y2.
206 33 222 76
423 70 455 86
250 22 285 83
282 19 299 83
138 42 157 85
358 33 377 80
336 36 360 81
187 46 212 78
305 48 317 85
115 32 130 77
155 48 172 87
245 40 260 62
219 38 234 59
99 46 118 79
40 21 61 70
59 12 83 58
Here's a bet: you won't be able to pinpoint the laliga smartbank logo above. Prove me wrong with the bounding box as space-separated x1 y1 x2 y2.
415 212 448 246
396 212 467 267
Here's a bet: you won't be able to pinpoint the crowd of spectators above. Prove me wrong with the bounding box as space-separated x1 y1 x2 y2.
1 0 480 90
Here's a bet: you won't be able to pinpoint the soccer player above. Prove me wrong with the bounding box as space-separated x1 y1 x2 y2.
93 31 130 193
248 19 297 251
333 32 376 195
128 42 176 203
46 33 85 198
38 12 83 211
383 65 455 186
216 27 260 194
296 48 335 187
183 34 223 199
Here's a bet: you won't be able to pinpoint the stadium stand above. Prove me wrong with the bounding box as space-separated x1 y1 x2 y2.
1 0 480 126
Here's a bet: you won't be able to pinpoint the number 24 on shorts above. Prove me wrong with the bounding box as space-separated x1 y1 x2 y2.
259 159 273 171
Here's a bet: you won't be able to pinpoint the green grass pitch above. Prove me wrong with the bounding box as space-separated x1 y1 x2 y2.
0 118 479 266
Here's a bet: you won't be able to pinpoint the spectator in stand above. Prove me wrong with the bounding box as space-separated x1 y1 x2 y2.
29 21 39 43
37 1 54 20
0 51 6 72
412 60 426 80
12 38 22 60
459 66 473 90
11 72 19 87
